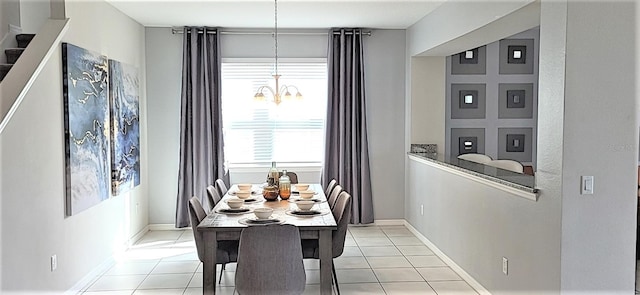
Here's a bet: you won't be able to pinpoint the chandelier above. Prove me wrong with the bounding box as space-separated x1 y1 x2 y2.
253 0 303 105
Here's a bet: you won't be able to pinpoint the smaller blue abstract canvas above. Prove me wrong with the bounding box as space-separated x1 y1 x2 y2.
109 59 140 195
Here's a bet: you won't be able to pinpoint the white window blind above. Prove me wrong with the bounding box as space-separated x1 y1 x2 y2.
221 60 327 166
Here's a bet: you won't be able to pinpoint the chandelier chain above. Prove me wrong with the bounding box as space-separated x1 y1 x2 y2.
274 0 278 75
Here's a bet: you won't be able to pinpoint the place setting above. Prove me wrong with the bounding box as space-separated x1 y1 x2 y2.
238 208 285 226
289 186 324 203
285 200 330 218
228 183 265 203
216 199 253 215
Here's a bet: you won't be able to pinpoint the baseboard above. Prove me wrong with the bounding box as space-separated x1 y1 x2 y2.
403 221 492 295
149 223 183 231
373 219 405 226
128 225 150 246
64 256 115 294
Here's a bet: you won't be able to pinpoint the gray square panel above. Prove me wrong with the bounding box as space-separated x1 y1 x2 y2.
498 128 533 162
498 83 534 118
451 46 486 75
451 128 485 158
451 84 486 119
499 39 534 74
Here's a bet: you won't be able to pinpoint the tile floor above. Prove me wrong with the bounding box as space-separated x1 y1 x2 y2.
79 225 479 295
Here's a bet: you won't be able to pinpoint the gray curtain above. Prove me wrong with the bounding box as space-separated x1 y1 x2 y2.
322 28 374 224
176 27 228 228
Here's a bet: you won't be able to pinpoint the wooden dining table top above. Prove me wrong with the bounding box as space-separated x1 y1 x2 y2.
198 183 337 231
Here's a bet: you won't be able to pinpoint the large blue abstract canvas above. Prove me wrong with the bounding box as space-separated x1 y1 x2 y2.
108 59 140 195
62 43 110 216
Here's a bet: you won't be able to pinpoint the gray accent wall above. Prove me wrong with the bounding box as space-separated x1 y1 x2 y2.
145 28 407 224
445 27 539 166
0 0 148 292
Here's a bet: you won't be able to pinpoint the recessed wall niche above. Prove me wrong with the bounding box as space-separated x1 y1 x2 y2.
451 84 486 119
499 39 534 74
451 128 485 158
498 128 533 162
451 46 486 75
498 83 534 119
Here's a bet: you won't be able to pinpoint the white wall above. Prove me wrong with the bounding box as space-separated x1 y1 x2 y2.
410 56 445 152
145 28 406 224
559 1 637 292
19 0 50 33
0 0 147 292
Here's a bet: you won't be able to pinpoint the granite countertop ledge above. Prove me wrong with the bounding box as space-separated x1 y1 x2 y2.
408 152 539 197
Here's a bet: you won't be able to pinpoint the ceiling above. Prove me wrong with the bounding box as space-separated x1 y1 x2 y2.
105 0 446 29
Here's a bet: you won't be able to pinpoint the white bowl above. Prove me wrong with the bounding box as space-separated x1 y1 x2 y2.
236 190 251 199
299 190 315 199
295 200 315 211
227 199 244 209
237 184 252 191
295 184 310 191
254 207 274 219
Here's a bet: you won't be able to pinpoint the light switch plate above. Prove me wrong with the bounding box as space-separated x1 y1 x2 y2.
581 176 594 195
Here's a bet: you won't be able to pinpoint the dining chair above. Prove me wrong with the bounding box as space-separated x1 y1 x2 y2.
285 171 299 184
206 185 222 212
215 178 228 197
457 153 492 164
188 197 238 283
327 184 343 210
486 159 524 174
324 179 337 196
301 191 352 295
235 224 306 295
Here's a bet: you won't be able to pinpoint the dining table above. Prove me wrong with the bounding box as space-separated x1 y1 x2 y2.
197 183 337 295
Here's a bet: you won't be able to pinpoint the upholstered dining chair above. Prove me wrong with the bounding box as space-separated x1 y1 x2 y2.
324 179 338 196
215 178 228 197
235 224 306 295
457 153 492 164
188 197 238 283
486 159 524 174
284 171 299 184
301 191 352 295
206 185 222 212
326 184 343 210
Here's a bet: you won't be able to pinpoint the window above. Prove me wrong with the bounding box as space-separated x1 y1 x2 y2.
221 59 327 167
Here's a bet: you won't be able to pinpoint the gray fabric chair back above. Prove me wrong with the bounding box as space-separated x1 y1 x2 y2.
206 185 222 211
215 178 228 196
188 197 209 262
327 184 343 209
236 225 306 295
324 179 337 196
286 171 299 184
331 191 352 258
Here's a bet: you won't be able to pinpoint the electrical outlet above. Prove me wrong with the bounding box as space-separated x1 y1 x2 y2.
136 203 139 214
502 257 508 275
420 205 424 216
51 255 57 272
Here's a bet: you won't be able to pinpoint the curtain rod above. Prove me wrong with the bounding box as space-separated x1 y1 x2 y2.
171 27 372 36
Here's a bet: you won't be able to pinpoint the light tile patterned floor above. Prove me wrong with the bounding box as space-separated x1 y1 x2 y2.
79 225 479 295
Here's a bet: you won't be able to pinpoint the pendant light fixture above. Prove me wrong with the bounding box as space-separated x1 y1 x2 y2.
253 0 303 105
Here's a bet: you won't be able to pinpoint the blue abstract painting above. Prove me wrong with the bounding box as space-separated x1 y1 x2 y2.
62 43 110 216
108 59 140 195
